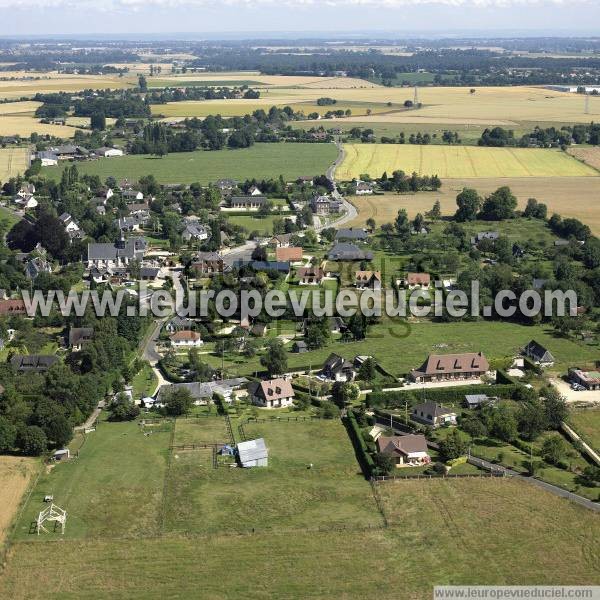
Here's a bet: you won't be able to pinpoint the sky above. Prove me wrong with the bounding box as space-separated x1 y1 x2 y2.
1 0 600 37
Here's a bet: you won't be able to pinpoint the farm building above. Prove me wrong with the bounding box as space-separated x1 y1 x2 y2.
237 438 268 468
94 147 124 158
569 368 600 391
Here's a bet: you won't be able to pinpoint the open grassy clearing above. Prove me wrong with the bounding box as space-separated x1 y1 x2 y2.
1 476 598 599
0 147 29 180
202 319 597 378
226 214 283 235
338 144 598 180
164 419 379 534
347 176 600 234
569 408 600 452
0 206 22 229
13 418 171 541
0 457 39 547
43 143 337 185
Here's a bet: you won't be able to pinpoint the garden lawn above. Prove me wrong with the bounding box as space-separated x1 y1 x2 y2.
43 143 338 185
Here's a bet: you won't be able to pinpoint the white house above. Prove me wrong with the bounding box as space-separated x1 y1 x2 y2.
169 330 203 348
250 378 295 409
248 185 263 196
377 435 430 467
37 151 58 167
58 213 82 239
182 222 211 243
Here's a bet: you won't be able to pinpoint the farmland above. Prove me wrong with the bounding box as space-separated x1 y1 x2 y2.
44 143 338 185
348 176 600 234
337 144 598 181
0 116 81 138
569 408 600 452
1 442 598 600
0 147 30 180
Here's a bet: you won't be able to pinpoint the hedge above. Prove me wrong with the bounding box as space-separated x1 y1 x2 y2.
522 356 542 375
157 359 186 383
496 369 519 385
345 410 374 478
366 384 522 408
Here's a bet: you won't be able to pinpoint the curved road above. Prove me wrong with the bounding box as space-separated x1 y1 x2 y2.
320 139 357 231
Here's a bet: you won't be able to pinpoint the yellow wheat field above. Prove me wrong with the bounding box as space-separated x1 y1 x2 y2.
337 143 599 180
0 146 30 179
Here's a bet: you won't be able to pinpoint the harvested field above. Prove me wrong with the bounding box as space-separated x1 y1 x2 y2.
0 147 30 179
568 146 600 172
348 176 600 234
0 456 38 546
0 116 81 138
0 101 41 115
338 144 598 180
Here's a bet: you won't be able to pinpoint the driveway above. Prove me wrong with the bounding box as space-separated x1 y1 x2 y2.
549 377 600 405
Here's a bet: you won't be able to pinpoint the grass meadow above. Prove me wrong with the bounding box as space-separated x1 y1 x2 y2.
337 144 598 180
43 143 337 185
569 408 600 452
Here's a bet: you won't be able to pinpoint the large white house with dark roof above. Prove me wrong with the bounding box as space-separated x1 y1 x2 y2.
86 237 147 269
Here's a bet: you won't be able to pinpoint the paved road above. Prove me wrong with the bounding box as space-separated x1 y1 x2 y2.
319 139 357 231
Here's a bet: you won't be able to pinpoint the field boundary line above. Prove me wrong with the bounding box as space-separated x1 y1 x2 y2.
158 420 177 534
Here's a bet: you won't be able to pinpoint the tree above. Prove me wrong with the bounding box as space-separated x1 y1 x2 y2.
517 400 548 441
366 217 376 231
541 434 568 465
109 392 140 421
541 387 568 430
426 200 441 221
454 188 481 222
138 75 148 92
357 357 376 382
438 429 467 462
373 452 394 475
90 112 106 131
43 414 73 448
0 416 16 452
394 209 411 240
460 416 487 438
251 245 267 261
260 339 287 376
165 388 193 416
331 381 360 407
489 405 518 442
17 425 47 456
480 186 517 221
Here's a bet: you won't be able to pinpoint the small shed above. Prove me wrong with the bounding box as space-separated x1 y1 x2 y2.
53 449 70 462
292 341 308 353
237 438 268 468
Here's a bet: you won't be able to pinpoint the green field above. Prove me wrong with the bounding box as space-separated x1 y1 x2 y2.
226 213 283 235
570 408 600 452
44 143 338 185
205 319 598 378
337 144 599 180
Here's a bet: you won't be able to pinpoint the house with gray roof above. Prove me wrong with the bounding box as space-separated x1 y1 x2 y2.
522 340 555 366
86 236 147 269
335 228 368 242
327 243 373 262
155 378 248 406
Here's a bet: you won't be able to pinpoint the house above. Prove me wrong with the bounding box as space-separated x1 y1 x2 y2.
250 378 295 408
14 193 37 209
569 368 600 390
464 394 492 409
275 246 303 263
192 252 224 276
116 215 146 232
523 340 555 367
398 272 431 289
169 330 203 348
156 378 248 406
377 434 430 467
248 185 262 196
335 228 368 242
322 353 356 382
139 266 161 281
37 151 58 166
10 354 59 373
410 352 489 383
86 237 147 269
471 231 499 245
354 180 374 195
355 270 381 290
215 179 237 194
412 401 458 428
296 176 314 186
122 189 144 202
95 147 124 158
244 260 290 275
269 233 292 248
237 438 268 467
297 266 324 285
292 340 308 353
97 186 114 201
0 299 27 316
182 222 211 243
69 327 94 351
311 195 341 215
165 316 195 333
58 213 82 239
126 202 150 217
327 243 373 262
251 322 267 337
229 196 267 210
25 256 52 280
